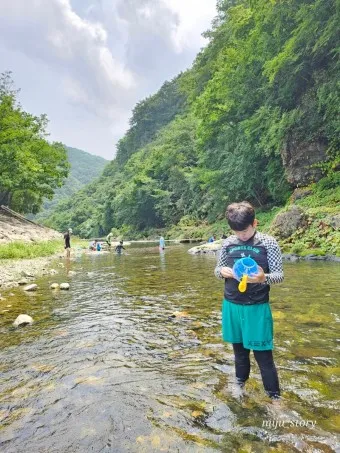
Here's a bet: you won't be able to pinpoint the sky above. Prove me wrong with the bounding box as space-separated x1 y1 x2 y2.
0 0 217 159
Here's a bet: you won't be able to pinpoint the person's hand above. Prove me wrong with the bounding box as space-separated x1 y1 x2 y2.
247 266 266 283
220 267 235 279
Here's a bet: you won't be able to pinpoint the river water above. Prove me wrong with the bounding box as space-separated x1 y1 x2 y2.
0 243 339 452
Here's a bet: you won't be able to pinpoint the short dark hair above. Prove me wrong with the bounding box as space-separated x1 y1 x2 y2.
226 202 255 231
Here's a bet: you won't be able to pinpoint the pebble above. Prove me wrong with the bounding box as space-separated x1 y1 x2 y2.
21 270 35 278
24 284 38 292
60 283 70 290
13 314 34 327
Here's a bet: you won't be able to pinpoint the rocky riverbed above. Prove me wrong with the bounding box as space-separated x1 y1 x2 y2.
0 255 61 290
1 244 339 452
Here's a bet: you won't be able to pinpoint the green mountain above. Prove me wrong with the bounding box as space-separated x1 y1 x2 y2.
44 0 339 252
34 147 107 221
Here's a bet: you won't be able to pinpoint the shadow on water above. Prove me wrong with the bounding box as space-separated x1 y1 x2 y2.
0 244 339 452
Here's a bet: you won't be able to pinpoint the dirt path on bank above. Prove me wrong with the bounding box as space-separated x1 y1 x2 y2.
0 206 62 244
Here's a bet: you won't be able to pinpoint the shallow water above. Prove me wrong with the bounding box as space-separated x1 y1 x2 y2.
0 244 339 452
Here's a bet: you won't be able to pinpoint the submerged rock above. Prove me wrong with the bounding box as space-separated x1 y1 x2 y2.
13 314 33 327
18 279 28 285
24 284 38 292
21 270 35 278
205 403 236 432
327 255 340 262
50 283 60 289
282 254 300 262
304 254 326 260
60 283 70 290
170 311 190 318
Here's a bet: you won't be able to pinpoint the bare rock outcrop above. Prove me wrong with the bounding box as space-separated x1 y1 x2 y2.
281 140 327 186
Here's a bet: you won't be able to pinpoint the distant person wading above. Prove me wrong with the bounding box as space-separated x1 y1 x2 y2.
115 241 125 254
64 228 72 258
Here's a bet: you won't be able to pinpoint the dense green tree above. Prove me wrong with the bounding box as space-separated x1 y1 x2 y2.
0 72 69 213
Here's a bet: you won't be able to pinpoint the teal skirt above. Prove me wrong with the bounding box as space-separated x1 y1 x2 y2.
222 299 274 350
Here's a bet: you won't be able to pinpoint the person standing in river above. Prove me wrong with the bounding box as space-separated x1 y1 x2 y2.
215 201 284 400
115 240 125 254
159 236 165 250
64 228 72 258
106 232 113 248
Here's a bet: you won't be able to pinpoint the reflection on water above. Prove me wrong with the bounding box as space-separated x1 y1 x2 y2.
0 244 339 452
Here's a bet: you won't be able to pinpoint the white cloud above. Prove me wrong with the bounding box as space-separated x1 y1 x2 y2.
163 0 216 52
0 0 217 158
0 0 135 120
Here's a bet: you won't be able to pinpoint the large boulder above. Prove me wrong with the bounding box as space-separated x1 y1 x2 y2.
281 139 327 186
13 314 33 327
271 206 308 239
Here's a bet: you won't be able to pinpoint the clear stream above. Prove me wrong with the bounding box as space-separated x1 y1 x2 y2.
0 243 339 452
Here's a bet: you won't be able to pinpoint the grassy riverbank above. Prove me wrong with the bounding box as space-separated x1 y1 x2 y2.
0 238 87 260
0 240 61 260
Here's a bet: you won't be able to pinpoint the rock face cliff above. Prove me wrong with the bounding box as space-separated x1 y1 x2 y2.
281 139 328 186
0 206 62 244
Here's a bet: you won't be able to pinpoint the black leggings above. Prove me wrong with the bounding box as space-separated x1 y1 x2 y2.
232 343 280 398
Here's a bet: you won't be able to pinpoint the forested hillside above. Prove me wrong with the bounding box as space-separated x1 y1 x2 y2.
33 147 107 222
44 0 339 243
